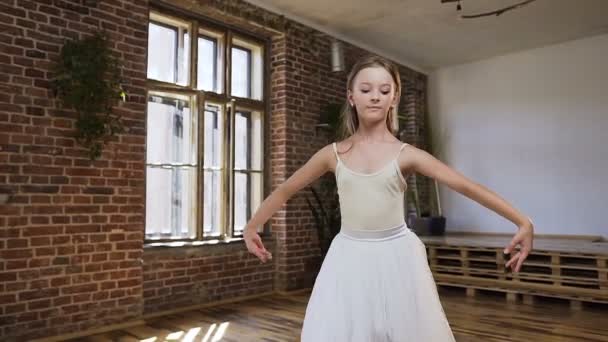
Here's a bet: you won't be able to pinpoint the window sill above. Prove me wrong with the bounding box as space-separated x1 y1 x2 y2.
143 233 273 250
144 237 243 249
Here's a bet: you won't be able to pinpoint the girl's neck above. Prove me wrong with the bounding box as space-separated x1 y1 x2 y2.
352 123 395 144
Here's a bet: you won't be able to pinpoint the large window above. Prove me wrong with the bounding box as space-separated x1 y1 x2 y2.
145 11 266 242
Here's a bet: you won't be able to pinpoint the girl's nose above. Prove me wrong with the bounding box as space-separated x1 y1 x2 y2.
371 91 380 101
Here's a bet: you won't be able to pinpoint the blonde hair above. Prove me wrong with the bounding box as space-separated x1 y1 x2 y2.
339 55 401 139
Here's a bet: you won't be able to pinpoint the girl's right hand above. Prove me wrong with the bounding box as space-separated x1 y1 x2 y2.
244 229 272 263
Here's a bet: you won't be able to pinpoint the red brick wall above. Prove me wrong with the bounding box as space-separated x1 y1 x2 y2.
0 0 428 340
0 0 148 340
143 240 275 313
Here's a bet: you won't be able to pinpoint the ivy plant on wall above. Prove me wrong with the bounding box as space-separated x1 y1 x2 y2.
51 31 126 160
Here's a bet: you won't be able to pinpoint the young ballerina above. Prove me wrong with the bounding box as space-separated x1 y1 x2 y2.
243 55 534 341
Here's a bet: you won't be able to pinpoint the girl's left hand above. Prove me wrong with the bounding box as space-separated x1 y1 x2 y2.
504 220 534 273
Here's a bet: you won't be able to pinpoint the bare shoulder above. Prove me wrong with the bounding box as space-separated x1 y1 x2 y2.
318 143 336 160
278 143 337 196
334 138 355 153
304 143 338 172
397 143 425 174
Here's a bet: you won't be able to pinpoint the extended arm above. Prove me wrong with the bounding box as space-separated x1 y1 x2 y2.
400 145 534 272
243 144 335 262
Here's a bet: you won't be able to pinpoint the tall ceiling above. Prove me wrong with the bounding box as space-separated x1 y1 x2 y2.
245 0 608 73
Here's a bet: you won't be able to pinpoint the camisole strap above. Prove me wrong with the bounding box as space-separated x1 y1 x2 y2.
394 143 408 186
393 142 408 161
332 142 340 162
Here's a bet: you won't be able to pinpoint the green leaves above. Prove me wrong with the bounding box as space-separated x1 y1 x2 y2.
321 102 343 140
51 31 126 160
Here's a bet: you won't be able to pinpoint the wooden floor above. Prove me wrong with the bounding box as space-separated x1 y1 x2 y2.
65 287 608 342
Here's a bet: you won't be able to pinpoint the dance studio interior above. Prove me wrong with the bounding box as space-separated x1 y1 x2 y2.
1 0 607 341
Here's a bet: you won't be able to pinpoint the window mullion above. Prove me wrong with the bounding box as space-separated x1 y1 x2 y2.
246 109 252 233
196 91 205 240
224 30 233 239
192 18 201 239
223 100 235 239
190 20 199 89
247 49 252 98
225 31 233 97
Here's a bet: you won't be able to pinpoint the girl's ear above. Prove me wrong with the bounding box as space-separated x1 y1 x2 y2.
347 89 354 106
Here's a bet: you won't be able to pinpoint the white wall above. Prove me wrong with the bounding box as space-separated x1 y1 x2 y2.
428 33 608 238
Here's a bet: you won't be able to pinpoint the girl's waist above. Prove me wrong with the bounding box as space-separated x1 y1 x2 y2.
339 222 411 241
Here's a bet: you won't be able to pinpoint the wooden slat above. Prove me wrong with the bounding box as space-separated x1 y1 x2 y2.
422 234 608 305
434 274 608 303
420 234 608 256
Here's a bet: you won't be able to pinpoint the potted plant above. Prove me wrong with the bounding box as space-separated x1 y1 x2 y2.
410 188 446 236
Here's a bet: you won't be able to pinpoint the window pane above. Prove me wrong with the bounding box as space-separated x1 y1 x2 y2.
234 171 262 235
203 170 222 236
251 112 262 170
235 111 262 171
231 47 251 98
234 171 248 234
198 36 218 92
203 103 224 236
147 21 189 85
179 31 190 86
232 37 263 100
147 22 176 83
204 104 223 168
145 167 197 239
234 112 249 170
146 94 196 165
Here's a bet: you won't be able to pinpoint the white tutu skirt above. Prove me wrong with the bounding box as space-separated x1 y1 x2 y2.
301 223 456 342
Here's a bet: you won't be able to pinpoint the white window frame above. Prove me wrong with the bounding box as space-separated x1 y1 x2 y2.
145 9 267 243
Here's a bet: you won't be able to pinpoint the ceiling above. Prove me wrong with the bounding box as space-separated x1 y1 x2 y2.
244 0 608 73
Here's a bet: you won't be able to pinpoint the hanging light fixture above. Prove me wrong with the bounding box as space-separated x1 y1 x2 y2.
441 0 538 19
330 39 345 72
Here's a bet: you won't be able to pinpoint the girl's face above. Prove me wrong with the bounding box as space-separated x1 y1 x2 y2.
348 66 398 126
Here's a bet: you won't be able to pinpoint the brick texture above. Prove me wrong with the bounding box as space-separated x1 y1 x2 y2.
0 0 148 340
143 241 275 313
0 0 428 340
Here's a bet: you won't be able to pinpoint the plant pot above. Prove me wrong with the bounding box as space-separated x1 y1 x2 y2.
411 216 446 236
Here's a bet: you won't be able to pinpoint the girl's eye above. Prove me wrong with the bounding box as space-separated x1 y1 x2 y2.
359 89 390 94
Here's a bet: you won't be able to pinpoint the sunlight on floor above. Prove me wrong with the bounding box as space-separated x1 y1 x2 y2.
165 331 183 340
140 322 230 342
